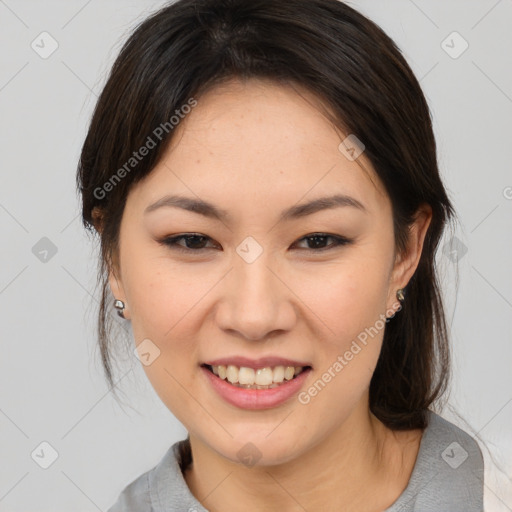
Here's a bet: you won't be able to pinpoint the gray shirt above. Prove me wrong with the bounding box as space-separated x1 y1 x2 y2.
107 410 484 511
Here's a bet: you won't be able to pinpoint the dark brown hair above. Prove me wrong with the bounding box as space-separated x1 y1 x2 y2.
76 0 458 430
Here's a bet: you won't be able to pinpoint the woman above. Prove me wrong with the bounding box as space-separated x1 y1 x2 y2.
77 0 484 510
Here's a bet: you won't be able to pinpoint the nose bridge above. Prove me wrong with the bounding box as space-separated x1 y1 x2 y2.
236 250 275 304
218 242 295 340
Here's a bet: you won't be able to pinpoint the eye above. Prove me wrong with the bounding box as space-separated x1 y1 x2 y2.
293 233 353 251
159 233 219 252
158 232 352 253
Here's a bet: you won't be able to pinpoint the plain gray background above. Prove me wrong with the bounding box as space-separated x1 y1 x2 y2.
0 0 511 510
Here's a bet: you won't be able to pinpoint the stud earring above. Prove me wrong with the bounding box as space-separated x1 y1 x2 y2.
114 299 126 318
385 288 406 322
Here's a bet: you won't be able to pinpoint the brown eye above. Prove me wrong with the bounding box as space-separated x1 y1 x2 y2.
294 233 353 251
158 232 352 254
160 234 218 252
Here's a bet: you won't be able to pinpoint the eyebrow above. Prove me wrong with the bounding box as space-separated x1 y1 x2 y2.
144 193 367 222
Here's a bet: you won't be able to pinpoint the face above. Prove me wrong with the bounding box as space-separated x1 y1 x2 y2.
107 78 430 466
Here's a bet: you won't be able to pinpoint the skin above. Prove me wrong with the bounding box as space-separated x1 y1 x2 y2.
99 78 432 511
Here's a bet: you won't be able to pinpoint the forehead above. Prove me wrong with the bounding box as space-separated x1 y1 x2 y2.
130 78 390 218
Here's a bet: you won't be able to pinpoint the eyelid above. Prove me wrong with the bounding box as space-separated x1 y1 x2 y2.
293 233 353 250
158 232 353 253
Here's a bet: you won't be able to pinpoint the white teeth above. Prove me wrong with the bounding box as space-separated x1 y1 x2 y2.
208 364 307 388
238 367 255 385
273 366 285 383
284 366 295 380
226 365 239 384
255 367 273 385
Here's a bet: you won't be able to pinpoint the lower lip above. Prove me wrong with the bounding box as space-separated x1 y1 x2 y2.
201 366 312 410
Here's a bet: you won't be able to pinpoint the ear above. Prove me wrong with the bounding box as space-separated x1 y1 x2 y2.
91 206 104 234
93 207 131 320
387 203 432 312
107 262 131 321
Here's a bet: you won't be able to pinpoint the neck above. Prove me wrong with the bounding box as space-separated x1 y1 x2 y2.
183 396 423 512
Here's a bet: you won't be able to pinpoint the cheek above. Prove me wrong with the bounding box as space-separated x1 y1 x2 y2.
123 247 208 337
298 257 390 345
296 260 389 406
124 257 211 425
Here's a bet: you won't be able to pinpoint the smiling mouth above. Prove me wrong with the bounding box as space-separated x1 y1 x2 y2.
202 364 312 389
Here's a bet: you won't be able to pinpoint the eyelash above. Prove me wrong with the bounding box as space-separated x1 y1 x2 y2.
158 233 353 253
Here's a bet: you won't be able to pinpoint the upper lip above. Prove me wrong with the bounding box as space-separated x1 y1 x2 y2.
202 356 312 369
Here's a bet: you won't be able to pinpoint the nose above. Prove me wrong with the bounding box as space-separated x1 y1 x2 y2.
215 250 297 341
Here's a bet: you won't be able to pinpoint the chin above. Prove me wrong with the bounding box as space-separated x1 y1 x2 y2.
204 428 310 468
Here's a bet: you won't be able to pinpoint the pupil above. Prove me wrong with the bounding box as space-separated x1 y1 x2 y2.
187 235 206 248
308 235 327 248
